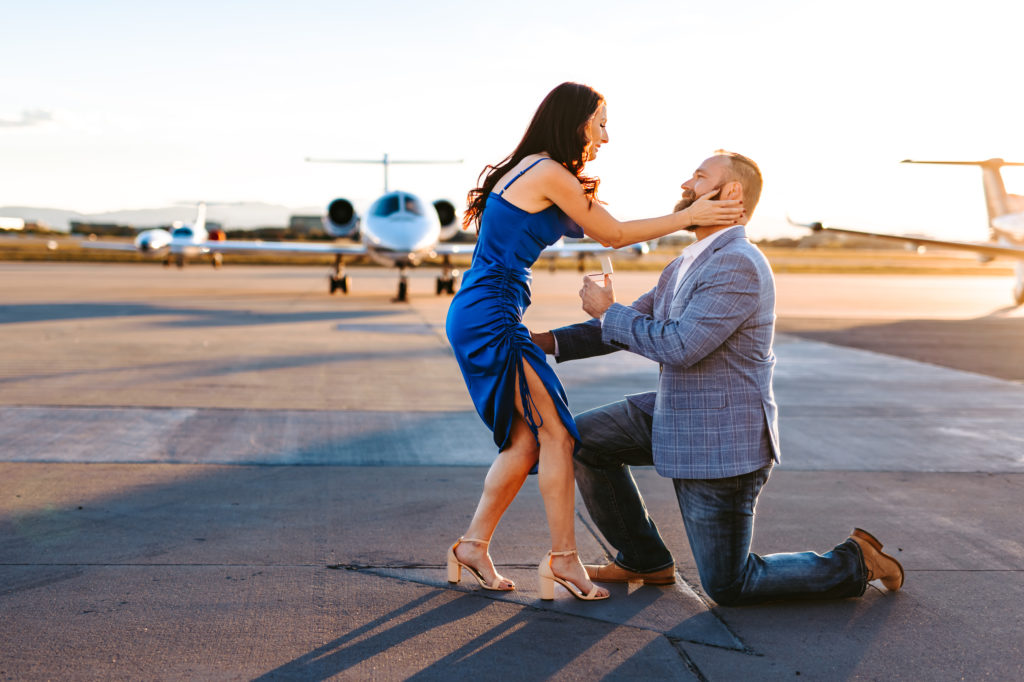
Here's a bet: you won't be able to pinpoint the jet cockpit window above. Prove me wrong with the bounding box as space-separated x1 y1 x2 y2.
172 227 194 238
371 194 401 217
402 195 424 216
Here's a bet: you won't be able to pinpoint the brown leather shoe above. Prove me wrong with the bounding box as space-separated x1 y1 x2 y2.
584 562 676 585
850 528 904 591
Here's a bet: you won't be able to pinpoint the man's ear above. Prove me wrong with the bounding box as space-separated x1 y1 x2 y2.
722 181 743 201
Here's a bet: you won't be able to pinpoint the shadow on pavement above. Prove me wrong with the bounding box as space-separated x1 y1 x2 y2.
778 314 1024 382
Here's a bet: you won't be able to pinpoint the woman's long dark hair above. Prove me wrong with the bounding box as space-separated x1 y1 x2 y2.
463 82 604 233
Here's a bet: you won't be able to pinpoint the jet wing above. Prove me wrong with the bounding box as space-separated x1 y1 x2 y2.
541 240 651 257
788 219 1024 260
79 240 143 252
202 239 367 255
433 239 651 258
430 243 476 256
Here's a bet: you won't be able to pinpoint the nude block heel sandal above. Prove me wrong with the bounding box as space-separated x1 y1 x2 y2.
447 537 515 591
538 549 609 601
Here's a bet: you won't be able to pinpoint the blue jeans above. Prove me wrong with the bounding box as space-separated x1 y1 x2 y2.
573 399 867 605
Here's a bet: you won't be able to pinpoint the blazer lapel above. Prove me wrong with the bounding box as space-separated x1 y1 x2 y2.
656 256 685 319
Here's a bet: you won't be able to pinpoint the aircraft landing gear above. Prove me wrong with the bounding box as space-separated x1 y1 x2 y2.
436 255 458 295
394 267 410 303
175 254 185 269
210 253 223 269
328 255 350 295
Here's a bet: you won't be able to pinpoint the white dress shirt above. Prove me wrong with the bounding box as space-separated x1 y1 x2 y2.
670 225 743 296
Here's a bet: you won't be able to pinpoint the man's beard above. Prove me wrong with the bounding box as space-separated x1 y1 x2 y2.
673 189 697 214
674 187 721 230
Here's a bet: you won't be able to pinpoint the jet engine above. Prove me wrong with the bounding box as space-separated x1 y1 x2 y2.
326 198 360 238
434 199 461 241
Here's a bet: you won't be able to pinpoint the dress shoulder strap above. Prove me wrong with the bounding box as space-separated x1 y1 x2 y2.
498 157 552 195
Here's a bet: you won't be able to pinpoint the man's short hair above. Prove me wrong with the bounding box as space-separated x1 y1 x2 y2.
714 150 762 216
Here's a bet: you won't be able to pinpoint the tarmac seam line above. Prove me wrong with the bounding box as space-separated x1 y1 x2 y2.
347 564 764 659
665 637 711 682
359 564 748 654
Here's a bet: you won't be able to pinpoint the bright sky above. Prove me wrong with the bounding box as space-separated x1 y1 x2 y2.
3 0 1023 239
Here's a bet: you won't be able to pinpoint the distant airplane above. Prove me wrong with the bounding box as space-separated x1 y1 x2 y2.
81 154 646 302
790 159 1024 305
81 202 231 268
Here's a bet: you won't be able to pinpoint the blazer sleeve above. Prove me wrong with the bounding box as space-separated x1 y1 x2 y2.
552 284 658 363
600 251 760 367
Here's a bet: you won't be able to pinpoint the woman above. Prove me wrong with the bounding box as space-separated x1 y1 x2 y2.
445 82 742 601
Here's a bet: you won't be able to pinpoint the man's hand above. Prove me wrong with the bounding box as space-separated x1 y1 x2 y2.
580 274 615 319
531 330 555 354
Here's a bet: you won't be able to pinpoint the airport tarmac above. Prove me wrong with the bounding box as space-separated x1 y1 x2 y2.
2 261 1023 680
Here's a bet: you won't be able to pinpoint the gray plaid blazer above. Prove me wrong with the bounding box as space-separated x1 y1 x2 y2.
552 226 780 479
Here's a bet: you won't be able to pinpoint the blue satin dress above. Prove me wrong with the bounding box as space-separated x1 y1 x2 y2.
446 159 583 471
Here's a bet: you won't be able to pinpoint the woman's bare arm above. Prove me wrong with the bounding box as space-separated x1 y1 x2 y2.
539 163 742 248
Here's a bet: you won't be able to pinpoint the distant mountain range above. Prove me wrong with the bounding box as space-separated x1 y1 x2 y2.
0 202 323 232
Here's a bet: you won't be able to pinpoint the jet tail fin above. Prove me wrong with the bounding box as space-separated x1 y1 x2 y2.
901 159 1024 229
194 203 207 231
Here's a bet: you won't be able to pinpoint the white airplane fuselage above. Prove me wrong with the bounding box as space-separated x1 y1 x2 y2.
358 191 444 267
135 224 214 256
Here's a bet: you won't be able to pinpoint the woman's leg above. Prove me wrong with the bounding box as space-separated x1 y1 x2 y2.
516 361 609 599
454 415 539 588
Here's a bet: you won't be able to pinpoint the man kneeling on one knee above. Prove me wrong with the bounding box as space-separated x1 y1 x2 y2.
531 151 903 605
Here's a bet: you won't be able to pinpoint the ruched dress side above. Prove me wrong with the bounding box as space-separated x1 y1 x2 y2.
446 163 583 471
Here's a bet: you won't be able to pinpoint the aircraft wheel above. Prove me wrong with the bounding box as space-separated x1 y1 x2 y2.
445 279 456 295
396 280 408 302
436 277 444 295
175 255 185 269
329 276 350 295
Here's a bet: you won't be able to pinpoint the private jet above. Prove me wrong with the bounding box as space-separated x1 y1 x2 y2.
81 202 230 268
790 159 1024 305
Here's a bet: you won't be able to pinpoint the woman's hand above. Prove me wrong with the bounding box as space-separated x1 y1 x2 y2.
684 190 744 227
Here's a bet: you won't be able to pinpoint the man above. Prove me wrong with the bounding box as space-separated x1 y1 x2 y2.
531 151 903 605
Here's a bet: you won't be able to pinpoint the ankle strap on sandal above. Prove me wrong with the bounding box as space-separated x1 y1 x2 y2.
459 537 490 546
550 548 577 557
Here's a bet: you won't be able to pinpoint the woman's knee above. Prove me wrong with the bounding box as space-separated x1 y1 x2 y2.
536 423 575 455
497 429 540 471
